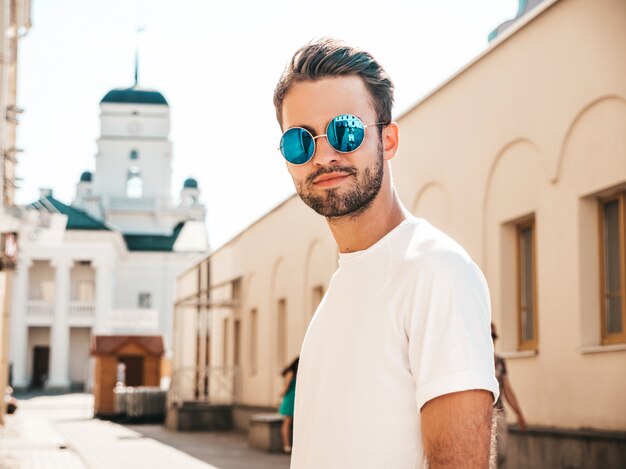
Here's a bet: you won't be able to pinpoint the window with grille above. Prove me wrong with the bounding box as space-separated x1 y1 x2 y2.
517 220 538 350
599 194 626 344
250 308 258 374
138 292 151 309
277 298 287 368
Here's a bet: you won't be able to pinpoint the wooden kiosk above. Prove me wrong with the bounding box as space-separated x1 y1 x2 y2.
91 335 164 417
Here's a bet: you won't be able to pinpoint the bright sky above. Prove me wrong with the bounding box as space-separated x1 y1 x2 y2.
16 0 517 248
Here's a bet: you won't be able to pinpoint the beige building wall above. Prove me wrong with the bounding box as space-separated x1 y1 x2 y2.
172 0 625 436
69 327 91 385
70 264 95 301
28 260 54 300
0 0 31 424
172 197 336 409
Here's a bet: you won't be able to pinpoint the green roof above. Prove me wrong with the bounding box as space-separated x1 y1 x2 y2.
183 177 198 189
29 195 109 231
101 86 168 105
28 195 185 252
123 222 185 252
29 195 186 252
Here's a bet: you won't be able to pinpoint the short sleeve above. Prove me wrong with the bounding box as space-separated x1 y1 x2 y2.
405 251 500 410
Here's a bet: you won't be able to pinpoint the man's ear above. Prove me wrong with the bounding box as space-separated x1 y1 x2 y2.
382 122 399 162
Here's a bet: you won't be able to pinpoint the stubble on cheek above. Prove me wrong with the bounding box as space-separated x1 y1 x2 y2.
291 139 385 218
294 158 383 219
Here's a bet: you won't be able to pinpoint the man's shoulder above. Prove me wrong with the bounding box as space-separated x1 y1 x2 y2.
396 217 476 275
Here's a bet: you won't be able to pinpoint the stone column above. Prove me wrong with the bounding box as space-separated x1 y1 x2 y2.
94 259 114 334
47 257 72 390
9 257 32 390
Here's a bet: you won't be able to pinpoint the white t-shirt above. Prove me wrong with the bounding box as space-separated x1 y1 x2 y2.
290 217 499 469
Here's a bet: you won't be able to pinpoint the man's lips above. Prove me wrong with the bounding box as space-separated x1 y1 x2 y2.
312 172 351 186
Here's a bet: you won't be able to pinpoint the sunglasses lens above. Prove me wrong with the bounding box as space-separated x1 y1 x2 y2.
326 114 365 153
280 128 314 165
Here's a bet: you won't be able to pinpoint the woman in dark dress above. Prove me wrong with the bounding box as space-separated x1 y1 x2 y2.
492 323 526 467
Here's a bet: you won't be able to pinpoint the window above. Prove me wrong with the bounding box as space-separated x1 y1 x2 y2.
277 298 287 368
138 292 151 308
234 320 241 367
126 166 142 198
250 309 258 374
41 280 55 302
204 335 210 396
78 280 94 302
517 220 538 350
599 194 626 344
232 278 242 301
183 194 197 206
223 318 229 368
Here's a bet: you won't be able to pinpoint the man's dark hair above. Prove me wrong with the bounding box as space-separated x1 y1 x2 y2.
273 38 394 127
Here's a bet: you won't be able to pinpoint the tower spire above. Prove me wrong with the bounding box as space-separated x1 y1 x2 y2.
134 49 139 86
134 27 144 86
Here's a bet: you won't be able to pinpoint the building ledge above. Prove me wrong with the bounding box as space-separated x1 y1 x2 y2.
509 425 626 441
580 344 626 355
500 349 538 359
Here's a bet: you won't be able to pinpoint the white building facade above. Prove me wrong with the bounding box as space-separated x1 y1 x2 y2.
10 84 208 391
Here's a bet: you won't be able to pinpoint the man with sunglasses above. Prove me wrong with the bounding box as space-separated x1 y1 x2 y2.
273 39 499 469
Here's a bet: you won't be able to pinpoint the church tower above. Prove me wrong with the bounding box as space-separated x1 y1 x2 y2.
73 82 206 240
96 85 172 205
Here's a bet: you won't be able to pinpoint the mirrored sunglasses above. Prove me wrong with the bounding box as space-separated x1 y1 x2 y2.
279 114 388 165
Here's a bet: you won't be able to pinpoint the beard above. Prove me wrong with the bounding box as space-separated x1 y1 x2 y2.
294 143 384 219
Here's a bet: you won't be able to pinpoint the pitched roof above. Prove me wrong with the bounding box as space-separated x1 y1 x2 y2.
91 335 165 356
28 195 189 252
123 221 185 252
28 195 109 231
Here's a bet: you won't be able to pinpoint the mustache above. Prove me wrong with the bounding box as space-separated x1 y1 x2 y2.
306 166 357 185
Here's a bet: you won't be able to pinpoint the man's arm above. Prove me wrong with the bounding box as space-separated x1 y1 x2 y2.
421 389 494 469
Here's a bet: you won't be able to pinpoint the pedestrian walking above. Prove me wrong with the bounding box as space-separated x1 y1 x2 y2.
273 38 499 468
492 322 527 467
278 357 299 454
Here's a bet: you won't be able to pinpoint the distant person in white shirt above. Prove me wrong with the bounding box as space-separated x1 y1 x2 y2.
273 38 499 469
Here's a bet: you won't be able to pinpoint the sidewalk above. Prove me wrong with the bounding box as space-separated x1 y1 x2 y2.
120 424 291 469
0 393 87 469
0 393 290 469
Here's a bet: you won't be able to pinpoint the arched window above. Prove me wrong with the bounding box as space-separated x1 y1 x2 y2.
126 166 143 198
130 149 139 160
183 194 198 206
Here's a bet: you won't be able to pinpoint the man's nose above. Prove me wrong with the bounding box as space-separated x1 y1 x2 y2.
312 136 339 166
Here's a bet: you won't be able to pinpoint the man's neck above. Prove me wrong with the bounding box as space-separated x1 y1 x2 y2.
327 186 408 254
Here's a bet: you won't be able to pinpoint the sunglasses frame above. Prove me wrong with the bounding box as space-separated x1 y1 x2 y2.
280 114 389 166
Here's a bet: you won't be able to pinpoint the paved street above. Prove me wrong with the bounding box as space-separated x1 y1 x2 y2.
0 393 290 469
